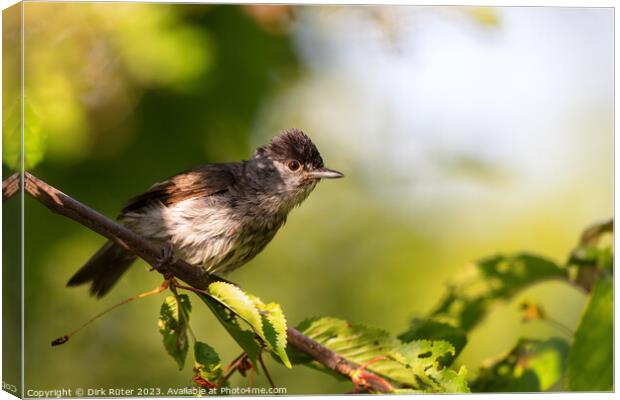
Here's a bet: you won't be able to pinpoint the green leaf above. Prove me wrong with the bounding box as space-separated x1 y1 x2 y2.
250 296 291 368
472 337 569 392
570 245 613 271
207 282 263 338
430 253 568 331
198 284 291 369
295 317 469 393
196 292 262 367
398 319 467 364
194 341 223 383
389 340 469 392
568 278 613 391
158 294 191 370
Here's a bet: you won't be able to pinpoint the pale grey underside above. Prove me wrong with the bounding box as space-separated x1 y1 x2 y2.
121 176 317 275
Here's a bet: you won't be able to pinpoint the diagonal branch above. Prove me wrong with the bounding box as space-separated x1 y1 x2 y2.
6 172 393 393
23 172 218 290
2 172 20 202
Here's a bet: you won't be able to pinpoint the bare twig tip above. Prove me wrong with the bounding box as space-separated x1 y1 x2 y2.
51 336 70 346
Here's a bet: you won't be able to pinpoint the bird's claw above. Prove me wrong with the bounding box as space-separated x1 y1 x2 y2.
152 243 177 277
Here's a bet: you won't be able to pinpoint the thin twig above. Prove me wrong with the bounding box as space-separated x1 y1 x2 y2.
248 362 255 388
224 352 247 376
12 172 394 394
284 325 393 392
580 219 613 246
174 283 210 296
259 351 276 389
51 279 170 346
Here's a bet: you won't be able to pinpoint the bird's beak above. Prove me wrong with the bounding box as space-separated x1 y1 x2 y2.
307 167 344 180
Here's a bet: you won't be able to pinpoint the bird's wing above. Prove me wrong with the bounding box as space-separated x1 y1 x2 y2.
120 164 236 215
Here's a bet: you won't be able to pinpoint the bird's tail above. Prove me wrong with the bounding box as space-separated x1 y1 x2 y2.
67 241 137 298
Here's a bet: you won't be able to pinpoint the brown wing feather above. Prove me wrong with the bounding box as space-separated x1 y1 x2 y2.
121 164 236 215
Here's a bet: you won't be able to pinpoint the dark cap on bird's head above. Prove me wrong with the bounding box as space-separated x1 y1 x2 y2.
255 129 344 180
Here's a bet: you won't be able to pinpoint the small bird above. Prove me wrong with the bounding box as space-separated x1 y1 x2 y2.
67 129 343 297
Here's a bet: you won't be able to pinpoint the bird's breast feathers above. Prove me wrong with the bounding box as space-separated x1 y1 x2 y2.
121 196 286 274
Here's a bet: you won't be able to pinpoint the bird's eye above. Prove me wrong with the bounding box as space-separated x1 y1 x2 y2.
287 160 301 171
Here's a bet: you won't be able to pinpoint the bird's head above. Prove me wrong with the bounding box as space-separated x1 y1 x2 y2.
252 129 343 208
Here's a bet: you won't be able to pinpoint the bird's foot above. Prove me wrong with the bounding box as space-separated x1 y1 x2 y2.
152 242 177 278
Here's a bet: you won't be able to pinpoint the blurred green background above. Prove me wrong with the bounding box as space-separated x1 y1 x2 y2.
2 3 612 394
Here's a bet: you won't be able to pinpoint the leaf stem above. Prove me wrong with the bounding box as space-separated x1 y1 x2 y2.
220 352 247 384
259 351 276 389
